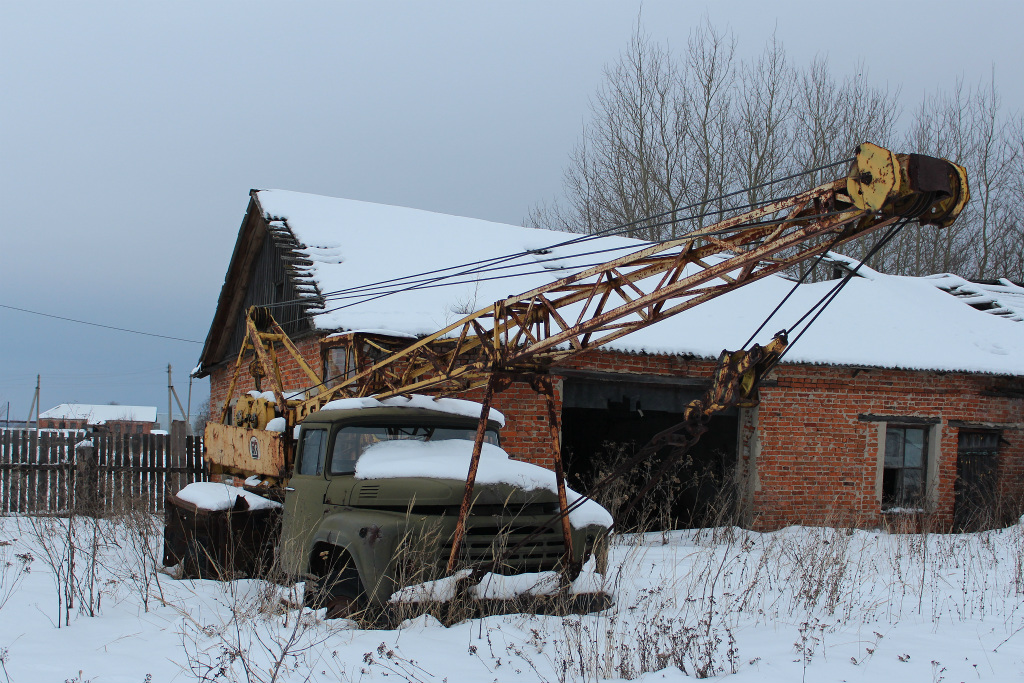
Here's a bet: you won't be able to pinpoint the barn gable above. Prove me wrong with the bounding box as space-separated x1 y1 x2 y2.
195 192 326 378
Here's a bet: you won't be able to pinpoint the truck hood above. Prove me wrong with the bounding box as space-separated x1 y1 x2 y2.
354 440 612 529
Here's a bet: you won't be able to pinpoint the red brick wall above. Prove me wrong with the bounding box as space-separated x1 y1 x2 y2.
207 336 1024 531
463 381 561 469
750 365 1024 531
209 335 322 418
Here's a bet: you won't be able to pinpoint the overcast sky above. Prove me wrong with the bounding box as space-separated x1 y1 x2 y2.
1 1 1021 423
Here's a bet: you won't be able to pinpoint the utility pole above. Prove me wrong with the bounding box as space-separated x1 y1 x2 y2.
167 364 190 435
26 375 40 434
167 363 173 432
186 373 193 434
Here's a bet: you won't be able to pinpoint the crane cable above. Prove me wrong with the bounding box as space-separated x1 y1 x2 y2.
264 157 855 311
308 209 848 318
276 206 850 400
477 218 913 568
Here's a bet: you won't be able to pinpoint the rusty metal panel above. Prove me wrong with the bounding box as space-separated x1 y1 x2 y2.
204 422 287 478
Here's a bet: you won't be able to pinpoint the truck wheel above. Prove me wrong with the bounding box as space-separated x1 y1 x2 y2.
325 592 359 619
305 566 364 618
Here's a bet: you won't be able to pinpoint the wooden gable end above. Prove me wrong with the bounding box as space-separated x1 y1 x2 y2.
196 192 325 375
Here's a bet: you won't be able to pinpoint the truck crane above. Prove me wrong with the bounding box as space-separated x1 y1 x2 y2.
164 143 968 615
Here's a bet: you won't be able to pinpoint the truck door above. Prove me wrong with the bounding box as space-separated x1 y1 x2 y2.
280 427 331 575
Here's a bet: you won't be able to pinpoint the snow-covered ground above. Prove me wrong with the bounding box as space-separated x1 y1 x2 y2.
0 514 1022 682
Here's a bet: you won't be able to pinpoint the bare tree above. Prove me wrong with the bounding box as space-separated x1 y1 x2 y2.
531 19 1021 282
192 399 210 436
734 33 795 207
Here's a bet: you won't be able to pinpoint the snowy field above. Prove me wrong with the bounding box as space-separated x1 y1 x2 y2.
0 514 1022 682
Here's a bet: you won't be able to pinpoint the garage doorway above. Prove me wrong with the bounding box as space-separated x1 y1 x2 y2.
559 376 739 531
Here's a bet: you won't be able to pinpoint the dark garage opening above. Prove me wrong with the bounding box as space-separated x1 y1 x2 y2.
560 376 739 531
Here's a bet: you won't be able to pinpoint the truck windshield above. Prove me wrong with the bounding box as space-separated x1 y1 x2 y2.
330 425 499 475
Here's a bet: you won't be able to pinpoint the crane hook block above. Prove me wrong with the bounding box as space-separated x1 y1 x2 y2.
847 142 969 228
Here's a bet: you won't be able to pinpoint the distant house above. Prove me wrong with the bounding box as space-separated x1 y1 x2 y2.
38 404 159 434
194 190 1024 531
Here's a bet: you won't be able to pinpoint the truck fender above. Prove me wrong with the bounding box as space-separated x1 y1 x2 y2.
309 508 411 603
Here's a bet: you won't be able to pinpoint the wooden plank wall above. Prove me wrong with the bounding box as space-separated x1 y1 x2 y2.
0 431 206 515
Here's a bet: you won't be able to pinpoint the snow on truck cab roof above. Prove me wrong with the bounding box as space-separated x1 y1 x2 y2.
308 394 505 427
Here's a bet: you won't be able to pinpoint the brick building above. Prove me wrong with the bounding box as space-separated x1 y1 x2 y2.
194 190 1024 531
38 403 159 434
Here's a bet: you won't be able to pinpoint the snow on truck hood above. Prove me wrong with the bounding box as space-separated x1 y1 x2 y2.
354 439 613 529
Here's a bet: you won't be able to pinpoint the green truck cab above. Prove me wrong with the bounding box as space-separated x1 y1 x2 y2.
276 401 608 612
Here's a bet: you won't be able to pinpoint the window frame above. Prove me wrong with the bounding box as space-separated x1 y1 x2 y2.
296 427 328 477
870 418 941 513
326 422 501 477
881 424 929 510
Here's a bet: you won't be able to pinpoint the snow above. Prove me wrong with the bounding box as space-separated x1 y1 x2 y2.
251 190 1024 376
73 439 93 449
925 272 1024 322
247 390 278 404
387 568 473 603
175 481 282 511
390 568 607 602
2 516 1024 682
354 439 613 529
38 403 158 425
265 416 287 432
321 393 505 427
323 329 416 339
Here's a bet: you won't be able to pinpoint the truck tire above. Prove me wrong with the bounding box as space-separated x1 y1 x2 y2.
304 559 364 619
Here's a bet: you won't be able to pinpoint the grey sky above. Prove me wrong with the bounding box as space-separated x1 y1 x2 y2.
1 0 1021 421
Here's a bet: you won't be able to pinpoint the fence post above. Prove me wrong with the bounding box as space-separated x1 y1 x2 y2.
74 438 100 516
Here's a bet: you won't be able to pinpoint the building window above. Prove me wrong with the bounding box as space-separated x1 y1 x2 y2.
883 425 928 509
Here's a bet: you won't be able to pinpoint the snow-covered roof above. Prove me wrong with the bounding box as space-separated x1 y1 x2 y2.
923 274 1024 322
250 190 1024 376
824 253 1024 323
39 404 158 425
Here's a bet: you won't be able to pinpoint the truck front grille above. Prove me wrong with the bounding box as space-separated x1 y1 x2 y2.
462 521 566 573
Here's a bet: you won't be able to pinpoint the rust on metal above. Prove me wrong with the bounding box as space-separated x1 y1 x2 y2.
537 375 575 570
204 422 287 478
211 144 969 488
447 374 498 573
279 145 967 410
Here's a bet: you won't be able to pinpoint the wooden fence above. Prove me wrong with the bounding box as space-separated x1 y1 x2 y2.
0 430 206 515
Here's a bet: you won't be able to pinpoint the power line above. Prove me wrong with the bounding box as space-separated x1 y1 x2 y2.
0 304 203 344
269 186 816 310
261 157 856 332
300 208 847 322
